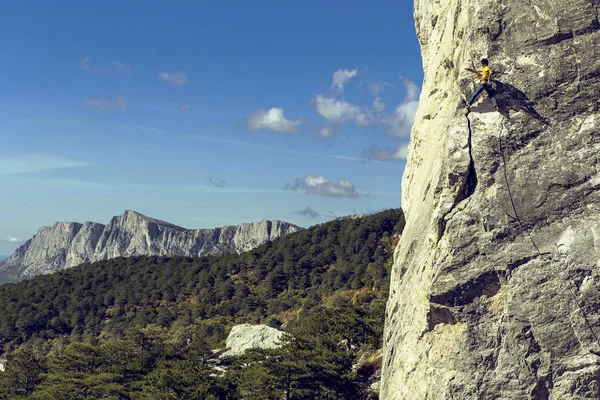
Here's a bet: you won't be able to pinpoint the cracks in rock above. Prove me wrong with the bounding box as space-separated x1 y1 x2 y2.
426 304 457 333
548 175 593 192
538 31 574 46
536 18 600 47
429 270 501 308
507 255 538 273
437 114 479 241
517 326 554 399
530 376 551 399
463 115 479 201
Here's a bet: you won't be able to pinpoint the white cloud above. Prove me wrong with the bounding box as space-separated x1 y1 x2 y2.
315 95 371 126
2 237 22 243
373 97 386 112
159 71 190 87
318 127 334 139
0 153 89 175
384 100 419 137
246 108 301 134
284 175 359 198
332 69 358 93
403 79 420 101
80 57 131 74
84 97 127 111
362 144 408 161
179 101 193 111
383 80 420 137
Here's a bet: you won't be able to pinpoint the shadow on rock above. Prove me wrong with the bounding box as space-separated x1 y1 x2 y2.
492 80 550 125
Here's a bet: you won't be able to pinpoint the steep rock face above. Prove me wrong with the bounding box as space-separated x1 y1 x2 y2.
382 1 600 399
0 211 301 284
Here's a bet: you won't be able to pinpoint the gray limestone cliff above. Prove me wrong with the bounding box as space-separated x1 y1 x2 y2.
382 0 600 399
0 210 301 284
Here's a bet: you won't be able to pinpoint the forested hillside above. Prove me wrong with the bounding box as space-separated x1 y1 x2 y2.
0 209 404 399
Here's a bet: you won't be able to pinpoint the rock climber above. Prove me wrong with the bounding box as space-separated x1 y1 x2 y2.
465 58 499 112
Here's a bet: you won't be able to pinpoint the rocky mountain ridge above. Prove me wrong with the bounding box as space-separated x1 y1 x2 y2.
0 210 301 284
381 0 600 398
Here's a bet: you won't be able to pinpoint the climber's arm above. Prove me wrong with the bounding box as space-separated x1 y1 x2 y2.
464 67 482 76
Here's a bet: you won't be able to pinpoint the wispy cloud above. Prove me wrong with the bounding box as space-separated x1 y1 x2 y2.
403 79 420 101
284 175 359 198
1 237 22 243
246 108 301 134
0 153 89 175
208 177 227 188
373 97 386 112
292 206 320 218
80 57 132 74
367 81 395 96
292 206 336 219
362 143 408 162
383 102 419 137
80 57 94 72
382 80 420 138
318 127 334 139
9 177 282 194
315 95 371 126
179 101 193 111
118 182 282 194
84 97 127 111
332 69 358 93
159 71 190 87
111 61 132 74
128 126 387 164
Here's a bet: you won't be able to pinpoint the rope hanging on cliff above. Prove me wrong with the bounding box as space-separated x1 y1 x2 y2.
560 257 600 348
497 119 543 257
497 118 600 350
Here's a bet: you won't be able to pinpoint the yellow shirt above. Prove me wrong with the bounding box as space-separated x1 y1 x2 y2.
481 66 491 82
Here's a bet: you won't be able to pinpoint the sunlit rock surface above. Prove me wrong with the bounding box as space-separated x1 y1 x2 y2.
0 210 301 284
382 0 600 398
221 324 285 358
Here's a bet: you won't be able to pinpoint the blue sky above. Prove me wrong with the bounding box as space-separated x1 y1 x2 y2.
0 0 422 254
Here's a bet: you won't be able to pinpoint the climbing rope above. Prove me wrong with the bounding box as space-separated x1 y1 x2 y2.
560 256 600 348
497 118 600 350
498 119 543 256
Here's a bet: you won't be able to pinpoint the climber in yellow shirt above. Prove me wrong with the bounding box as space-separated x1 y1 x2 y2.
465 58 498 112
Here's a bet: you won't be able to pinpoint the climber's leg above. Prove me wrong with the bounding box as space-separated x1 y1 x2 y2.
467 85 484 106
484 84 498 109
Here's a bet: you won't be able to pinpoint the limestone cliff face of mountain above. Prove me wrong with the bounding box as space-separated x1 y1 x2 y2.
382 0 600 399
0 211 301 284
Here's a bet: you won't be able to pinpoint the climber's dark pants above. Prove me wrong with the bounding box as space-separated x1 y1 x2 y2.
468 83 497 107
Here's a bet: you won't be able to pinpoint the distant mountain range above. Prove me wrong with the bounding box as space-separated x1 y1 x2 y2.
0 255 7 262
0 210 301 284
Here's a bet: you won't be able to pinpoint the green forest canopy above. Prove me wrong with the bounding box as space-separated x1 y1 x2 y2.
0 208 404 350
0 209 404 399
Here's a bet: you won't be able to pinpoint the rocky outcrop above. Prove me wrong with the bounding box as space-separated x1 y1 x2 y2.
221 324 285 358
382 0 600 399
0 211 301 284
